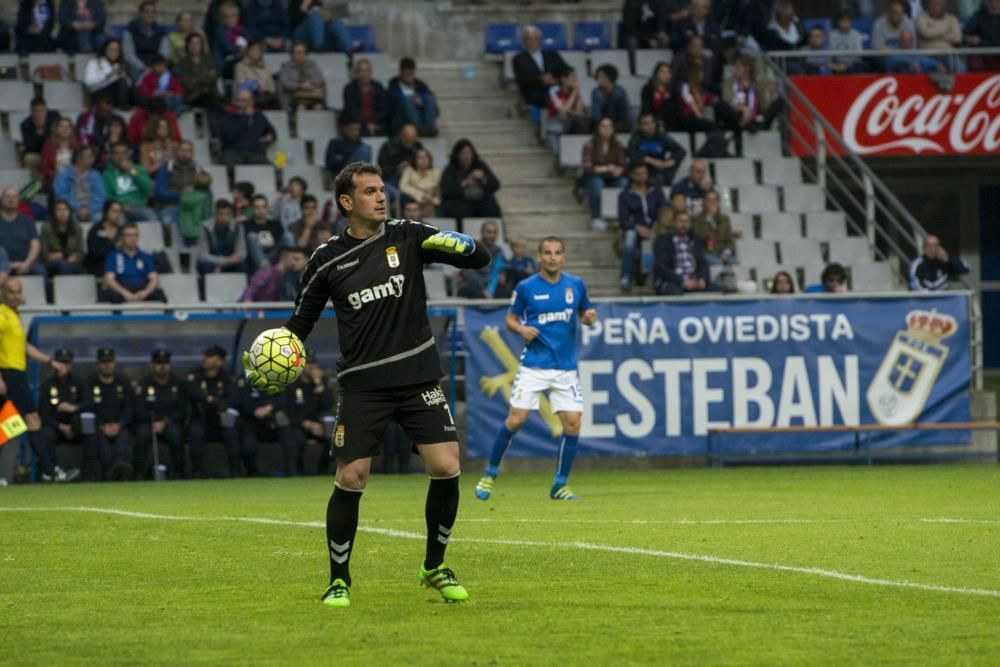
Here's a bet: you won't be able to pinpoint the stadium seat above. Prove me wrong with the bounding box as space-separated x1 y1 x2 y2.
53 275 97 305
313 53 349 78
693 131 735 157
296 110 338 139
486 23 519 54
0 82 34 112
178 112 198 140
536 22 568 51
346 24 377 52
850 261 894 291
558 134 589 169
633 49 672 78
19 275 47 306
269 139 309 170
361 136 387 159
735 239 776 266
618 76 645 106
204 273 248 303
28 53 70 78
852 17 874 47
712 159 757 187
204 165 230 194
727 213 755 239
0 54 20 80
0 168 31 187
42 81 84 111
158 273 200 304
234 165 277 193
589 50 630 77
827 236 874 265
759 213 802 240
741 131 783 159
558 51 589 78
761 158 802 185
262 110 290 140
263 52 285 74
600 187 619 219
783 185 826 213
190 137 212 163
425 217 457 232
281 164 326 191
136 221 166 251
805 211 848 239
71 53 92 80
0 140 20 169
738 185 779 213
423 268 448 300
324 78 346 110
573 21 610 51
502 51 517 81
779 238 823 267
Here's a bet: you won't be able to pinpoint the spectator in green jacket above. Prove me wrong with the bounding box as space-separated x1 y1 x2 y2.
102 142 158 222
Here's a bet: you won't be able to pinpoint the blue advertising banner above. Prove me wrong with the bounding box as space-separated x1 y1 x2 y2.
463 295 971 458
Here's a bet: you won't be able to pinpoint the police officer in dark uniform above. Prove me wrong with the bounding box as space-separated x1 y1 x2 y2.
35 348 86 482
238 374 304 476
186 345 240 478
292 350 337 474
87 347 135 481
134 349 186 480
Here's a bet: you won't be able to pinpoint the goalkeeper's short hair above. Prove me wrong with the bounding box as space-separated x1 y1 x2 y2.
334 162 383 215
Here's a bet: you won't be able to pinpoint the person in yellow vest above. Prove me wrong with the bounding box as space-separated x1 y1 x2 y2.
0 278 70 484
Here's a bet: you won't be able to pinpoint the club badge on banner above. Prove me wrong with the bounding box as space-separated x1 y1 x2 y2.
462 295 971 458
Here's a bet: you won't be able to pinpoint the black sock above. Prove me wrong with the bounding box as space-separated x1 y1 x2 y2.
327 484 362 586
424 475 459 570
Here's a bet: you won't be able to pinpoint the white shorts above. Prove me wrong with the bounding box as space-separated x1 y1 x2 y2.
509 367 583 413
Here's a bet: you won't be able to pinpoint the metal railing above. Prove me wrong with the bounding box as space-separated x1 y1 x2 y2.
765 46 1000 77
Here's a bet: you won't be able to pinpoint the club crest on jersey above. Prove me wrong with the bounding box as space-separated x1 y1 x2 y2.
565 288 574 305
334 424 345 448
866 310 957 426
386 246 400 268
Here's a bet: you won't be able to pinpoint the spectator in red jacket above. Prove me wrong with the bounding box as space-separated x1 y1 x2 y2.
135 54 186 115
40 117 77 186
126 98 182 146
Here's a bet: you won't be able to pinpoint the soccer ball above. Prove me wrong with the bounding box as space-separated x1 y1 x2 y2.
247 328 307 386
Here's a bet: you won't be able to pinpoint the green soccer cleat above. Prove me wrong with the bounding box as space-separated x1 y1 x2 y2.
419 564 469 602
474 475 495 501
550 485 578 501
321 579 351 607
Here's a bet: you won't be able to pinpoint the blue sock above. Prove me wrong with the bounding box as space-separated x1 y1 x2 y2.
554 434 579 486
486 425 514 477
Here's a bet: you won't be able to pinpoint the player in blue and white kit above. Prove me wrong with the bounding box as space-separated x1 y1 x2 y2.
475 236 599 501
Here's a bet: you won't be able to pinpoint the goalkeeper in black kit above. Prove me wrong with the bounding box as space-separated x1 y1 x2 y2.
243 162 490 607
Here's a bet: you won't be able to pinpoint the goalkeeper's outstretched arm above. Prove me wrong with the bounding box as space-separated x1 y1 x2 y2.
420 230 492 270
283 249 334 342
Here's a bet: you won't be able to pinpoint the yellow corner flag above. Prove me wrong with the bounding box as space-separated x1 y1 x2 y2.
0 400 27 447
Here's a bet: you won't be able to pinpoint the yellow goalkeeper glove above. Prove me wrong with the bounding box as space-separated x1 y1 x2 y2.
242 351 284 395
421 231 476 256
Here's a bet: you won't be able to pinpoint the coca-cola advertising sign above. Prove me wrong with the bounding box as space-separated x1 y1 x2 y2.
790 73 1000 157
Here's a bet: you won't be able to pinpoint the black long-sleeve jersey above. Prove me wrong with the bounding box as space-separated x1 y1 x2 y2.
284 219 491 392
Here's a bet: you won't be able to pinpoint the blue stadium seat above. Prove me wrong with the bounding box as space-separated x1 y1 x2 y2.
573 21 610 51
485 23 519 54
802 18 832 46
109 23 126 40
536 22 568 51
346 24 377 52
852 17 874 47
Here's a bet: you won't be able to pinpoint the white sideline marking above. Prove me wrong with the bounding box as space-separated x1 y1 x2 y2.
3 506 998 599
921 518 1000 525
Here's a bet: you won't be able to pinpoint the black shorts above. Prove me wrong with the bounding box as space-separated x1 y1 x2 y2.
331 381 456 462
0 368 36 415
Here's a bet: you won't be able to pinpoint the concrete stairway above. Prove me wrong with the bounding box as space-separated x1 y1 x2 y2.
418 60 623 295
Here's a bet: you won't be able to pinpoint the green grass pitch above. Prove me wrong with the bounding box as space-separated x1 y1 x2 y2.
2 466 998 665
